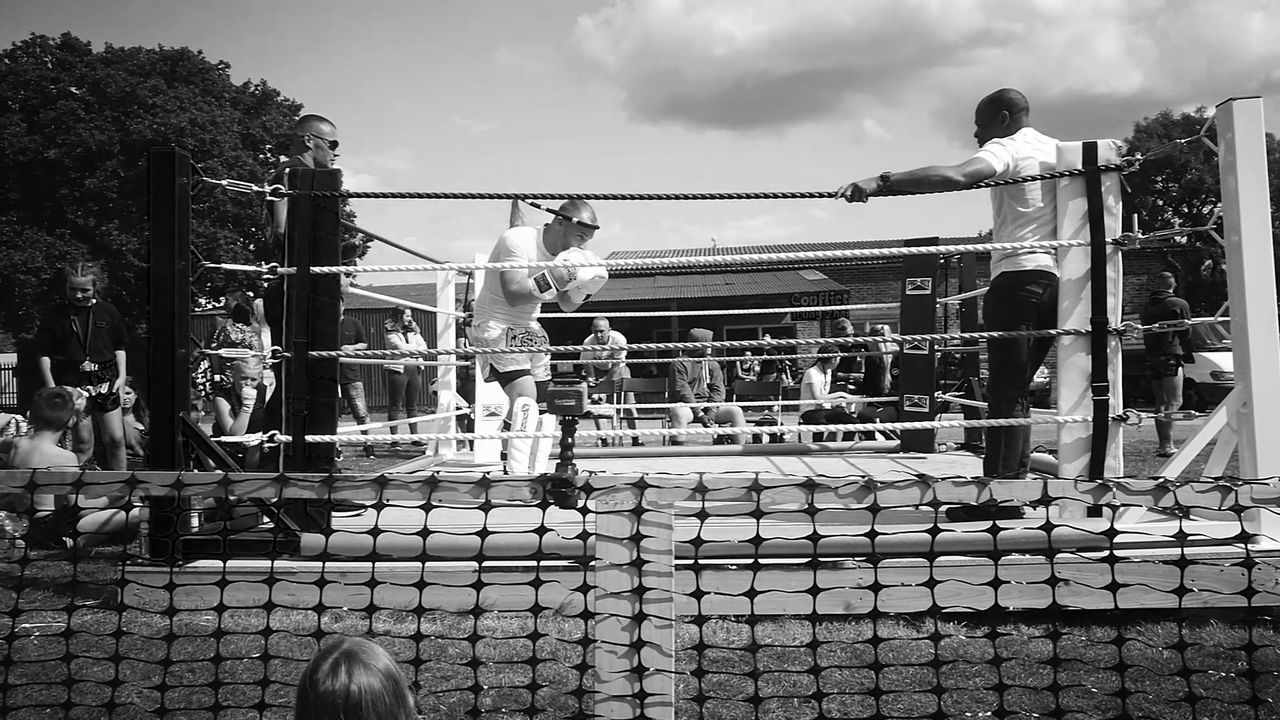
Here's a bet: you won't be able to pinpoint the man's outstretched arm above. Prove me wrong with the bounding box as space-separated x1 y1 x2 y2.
836 156 998 203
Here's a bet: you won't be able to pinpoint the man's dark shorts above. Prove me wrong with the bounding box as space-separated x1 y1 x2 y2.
1147 354 1183 379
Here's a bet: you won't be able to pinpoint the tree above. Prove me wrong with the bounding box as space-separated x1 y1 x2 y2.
1122 106 1280 314
0 32 306 346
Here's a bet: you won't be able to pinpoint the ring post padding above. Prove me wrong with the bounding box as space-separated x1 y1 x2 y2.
284 168 343 472
1056 140 1124 480
470 253 507 464
899 237 940 452
434 269 458 458
956 253 986 447
146 147 192 470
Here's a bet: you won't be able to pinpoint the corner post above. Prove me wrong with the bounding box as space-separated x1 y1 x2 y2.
146 147 192 470
1215 96 1280 479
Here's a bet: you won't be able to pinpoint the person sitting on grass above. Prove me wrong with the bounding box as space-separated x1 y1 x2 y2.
295 636 417 720
5 387 146 551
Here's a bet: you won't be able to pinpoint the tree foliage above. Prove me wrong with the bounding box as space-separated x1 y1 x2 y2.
1122 106 1280 314
0 32 305 344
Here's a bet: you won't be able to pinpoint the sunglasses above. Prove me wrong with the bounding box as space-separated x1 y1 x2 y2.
302 133 340 152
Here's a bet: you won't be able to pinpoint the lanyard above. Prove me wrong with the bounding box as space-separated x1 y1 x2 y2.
70 303 94 359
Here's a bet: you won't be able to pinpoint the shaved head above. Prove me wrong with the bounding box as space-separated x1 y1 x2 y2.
558 199 598 229
295 114 336 136
977 89 1029 123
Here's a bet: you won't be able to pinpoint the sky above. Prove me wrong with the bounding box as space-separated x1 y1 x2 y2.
5 0 1280 288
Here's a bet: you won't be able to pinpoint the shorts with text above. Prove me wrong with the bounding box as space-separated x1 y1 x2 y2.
468 319 551 383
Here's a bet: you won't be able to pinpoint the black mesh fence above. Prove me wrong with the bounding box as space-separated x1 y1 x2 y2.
1 469 1279 719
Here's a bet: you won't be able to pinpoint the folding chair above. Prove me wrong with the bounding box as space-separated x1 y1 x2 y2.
620 377 670 445
732 380 785 443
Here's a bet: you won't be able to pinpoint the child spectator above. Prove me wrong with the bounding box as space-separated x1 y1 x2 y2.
35 261 129 470
294 636 416 720
5 387 143 551
212 356 268 470
2 387 81 470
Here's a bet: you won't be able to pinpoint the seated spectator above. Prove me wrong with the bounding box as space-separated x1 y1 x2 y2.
295 636 417 720
798 345 860 442
667 328 746 445
120 377 149 470
3 387 81 470
830 317 863 389
211 357 269 469
854 324 901 437
6 387 145 550
208 290 265 388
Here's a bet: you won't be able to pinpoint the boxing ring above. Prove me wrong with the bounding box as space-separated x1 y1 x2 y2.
3 97 1280 720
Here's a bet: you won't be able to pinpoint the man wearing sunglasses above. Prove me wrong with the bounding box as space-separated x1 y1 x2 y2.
266 114 340 240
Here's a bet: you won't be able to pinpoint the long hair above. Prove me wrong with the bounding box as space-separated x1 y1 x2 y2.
294 637 415 720
123 377 150 429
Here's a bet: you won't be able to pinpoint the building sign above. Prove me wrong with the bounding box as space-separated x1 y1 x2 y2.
789 290 851 321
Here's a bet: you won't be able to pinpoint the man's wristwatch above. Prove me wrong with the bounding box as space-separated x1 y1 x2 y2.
878 171 893 192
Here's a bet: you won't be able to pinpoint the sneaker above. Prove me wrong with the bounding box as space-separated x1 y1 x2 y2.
1155 446 1178 458
597 439 610 448
631 438 645 447
362 445 376 459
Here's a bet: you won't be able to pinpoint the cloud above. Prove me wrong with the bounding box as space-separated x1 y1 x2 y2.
449 114 496 134
573 0 1280 139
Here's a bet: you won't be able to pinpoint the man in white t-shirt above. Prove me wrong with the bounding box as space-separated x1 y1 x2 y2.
836 88 1059 479
470 199 609 472
580 317 642 447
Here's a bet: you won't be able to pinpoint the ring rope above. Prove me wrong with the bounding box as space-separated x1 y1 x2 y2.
306 329 1092 359
588 397 900 411
543 302 900 319
259 237 1119 276
934 393 1058 417
336 409 470 434
580 350 894 366
338 358 469 367
341 219 460 268
346 286 466 318
218 414 1093 445
206 162 1128 201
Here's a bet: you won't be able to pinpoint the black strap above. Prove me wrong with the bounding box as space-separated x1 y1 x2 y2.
1083 142 1111 480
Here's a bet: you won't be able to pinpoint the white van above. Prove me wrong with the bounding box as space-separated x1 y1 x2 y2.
1121 321 1233 412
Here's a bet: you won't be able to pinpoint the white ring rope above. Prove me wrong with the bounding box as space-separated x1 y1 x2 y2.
337 409 471 434
204 237 1107 277
587 397 900 411
580 351 892 366
347 286 466 318
936 287 988 304
546 302 900 319
339 358 469 367
934 393 1057 417
214 414 1093 445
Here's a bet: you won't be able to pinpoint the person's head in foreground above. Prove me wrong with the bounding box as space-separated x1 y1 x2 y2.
295 636 416 720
